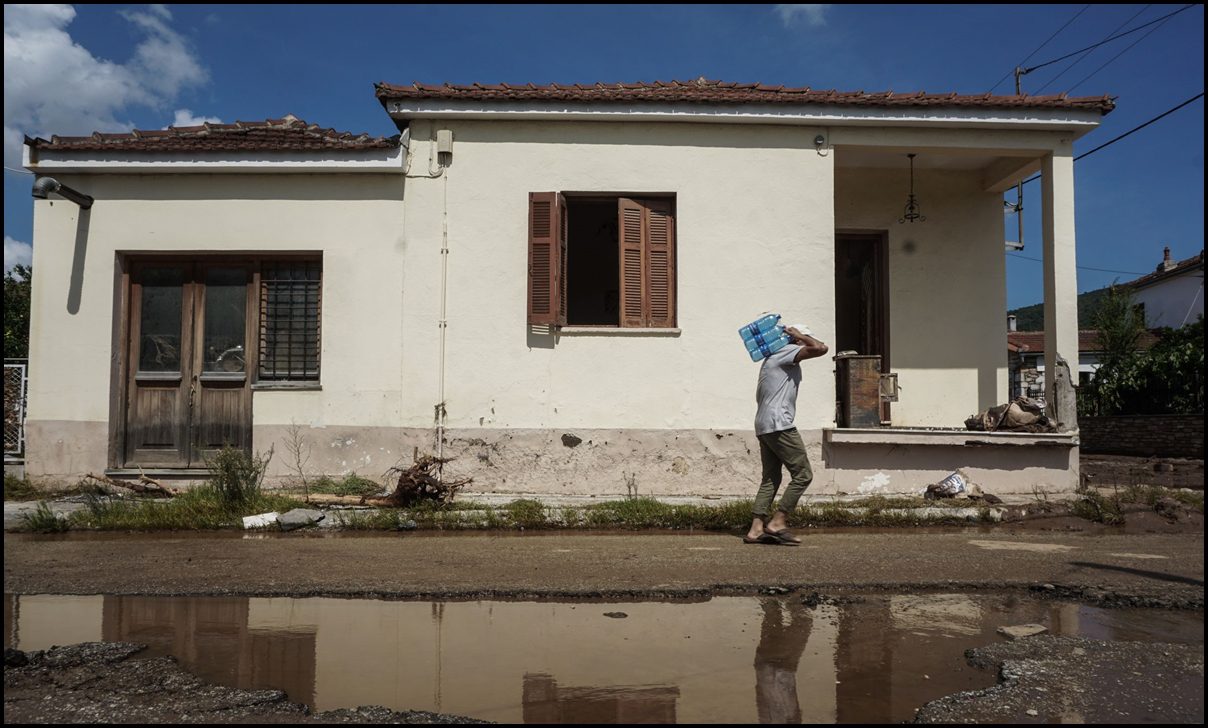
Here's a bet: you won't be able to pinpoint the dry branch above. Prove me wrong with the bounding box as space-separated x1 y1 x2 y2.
83 472 177 498
380 453 472 507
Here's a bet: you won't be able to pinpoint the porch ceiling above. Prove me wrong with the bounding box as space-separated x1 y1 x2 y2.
835 147 1042 192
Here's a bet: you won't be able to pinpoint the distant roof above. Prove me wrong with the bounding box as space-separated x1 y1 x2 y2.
25 115 398 153
1008 330 1161 354
375 79 1116 114
1128 250 1205 291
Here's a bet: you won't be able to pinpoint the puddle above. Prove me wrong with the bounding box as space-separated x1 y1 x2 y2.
4 592 1202 723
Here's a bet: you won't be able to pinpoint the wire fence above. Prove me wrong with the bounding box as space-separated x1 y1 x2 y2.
4 359 28 458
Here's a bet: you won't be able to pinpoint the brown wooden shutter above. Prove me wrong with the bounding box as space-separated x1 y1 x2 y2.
618 197 646 327
557 197 568 327
644 198 676 327
528 192 562 325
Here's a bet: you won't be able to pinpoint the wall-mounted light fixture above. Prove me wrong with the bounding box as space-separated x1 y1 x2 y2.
898 153 924 224
32 177 93 209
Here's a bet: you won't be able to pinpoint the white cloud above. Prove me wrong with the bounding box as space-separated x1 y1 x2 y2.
775 4 830 27
167 109 222 128
4 236 33 272
3 4 209 167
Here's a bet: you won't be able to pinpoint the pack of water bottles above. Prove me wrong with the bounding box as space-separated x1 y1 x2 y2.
738 313 791 362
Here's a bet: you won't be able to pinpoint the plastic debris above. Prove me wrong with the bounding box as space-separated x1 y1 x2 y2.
241 511 279 529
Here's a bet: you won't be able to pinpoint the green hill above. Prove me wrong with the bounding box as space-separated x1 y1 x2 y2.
1009 287 1109 331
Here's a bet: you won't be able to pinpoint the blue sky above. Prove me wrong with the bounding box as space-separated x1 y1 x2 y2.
4 4 1204 309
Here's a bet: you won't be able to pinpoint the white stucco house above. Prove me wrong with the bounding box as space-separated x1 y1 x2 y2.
21 79 1115 496
1129 247 1204 329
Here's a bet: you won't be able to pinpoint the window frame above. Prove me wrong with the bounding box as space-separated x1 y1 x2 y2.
530 191 677 330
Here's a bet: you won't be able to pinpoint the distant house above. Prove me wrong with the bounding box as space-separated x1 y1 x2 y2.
1007 325 1160 401
1128 247 1204 329
22 79 1116 496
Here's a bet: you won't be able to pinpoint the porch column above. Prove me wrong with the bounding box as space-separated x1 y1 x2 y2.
1041 147 1078 431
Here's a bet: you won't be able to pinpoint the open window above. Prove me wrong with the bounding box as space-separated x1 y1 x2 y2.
528 193 676 328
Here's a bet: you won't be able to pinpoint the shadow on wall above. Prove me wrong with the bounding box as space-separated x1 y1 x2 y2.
821 441 1072 473
527 325 556 350
67 207 91 315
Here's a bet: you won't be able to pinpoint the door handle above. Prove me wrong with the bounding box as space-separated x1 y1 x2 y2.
189 376 197 409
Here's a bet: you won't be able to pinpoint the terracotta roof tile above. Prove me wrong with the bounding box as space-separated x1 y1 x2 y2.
25 114 398 153
1008 330 1161 353
375 79 1116 114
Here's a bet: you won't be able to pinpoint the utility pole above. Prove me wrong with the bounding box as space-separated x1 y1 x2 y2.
1012 67 1025 250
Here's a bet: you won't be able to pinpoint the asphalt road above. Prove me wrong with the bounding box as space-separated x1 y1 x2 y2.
5 529 1203 604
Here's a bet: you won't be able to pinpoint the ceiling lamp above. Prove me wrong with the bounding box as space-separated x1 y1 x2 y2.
899 153 925 224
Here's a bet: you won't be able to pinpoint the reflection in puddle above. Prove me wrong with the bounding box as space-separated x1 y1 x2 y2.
3 593 1202 724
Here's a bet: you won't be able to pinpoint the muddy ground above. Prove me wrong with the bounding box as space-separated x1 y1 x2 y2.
914 634 1204 723
3 642 489 724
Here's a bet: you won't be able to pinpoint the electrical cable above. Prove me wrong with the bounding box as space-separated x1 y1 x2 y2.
1021 92 1205 186
1024 4 1194 74
988 4 1090 94
1035 5 1151 94
1066 13 1174 94
1006 253 1148 277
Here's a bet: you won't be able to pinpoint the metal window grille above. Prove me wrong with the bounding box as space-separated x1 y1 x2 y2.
259 261 321 381
4 359 28 458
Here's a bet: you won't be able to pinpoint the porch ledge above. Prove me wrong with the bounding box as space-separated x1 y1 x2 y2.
558 327 681 336
824 427 1078 447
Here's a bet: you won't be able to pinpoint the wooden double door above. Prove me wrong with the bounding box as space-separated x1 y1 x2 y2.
122 261 255 468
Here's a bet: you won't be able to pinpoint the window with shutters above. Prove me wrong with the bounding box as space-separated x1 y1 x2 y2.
259 259 322 381
528 193 676 328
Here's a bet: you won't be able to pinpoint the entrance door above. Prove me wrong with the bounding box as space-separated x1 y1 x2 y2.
835 232 890 420
123 261 253 468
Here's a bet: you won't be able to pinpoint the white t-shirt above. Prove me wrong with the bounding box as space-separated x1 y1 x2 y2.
754 344 803 435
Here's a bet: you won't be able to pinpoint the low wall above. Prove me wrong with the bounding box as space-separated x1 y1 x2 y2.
25 422 1081 497
1079 414 1204 458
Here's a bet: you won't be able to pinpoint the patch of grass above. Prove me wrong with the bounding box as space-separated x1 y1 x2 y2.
1071 490 1125 525
339 508 413 530
580 498 754 530
4 473 39 501
1120 484 1204 512
68 486 306 531
308 473 382 497
19 501 69 532
504 499 549 529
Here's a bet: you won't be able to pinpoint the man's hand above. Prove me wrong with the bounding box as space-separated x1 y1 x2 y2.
785 327 829 363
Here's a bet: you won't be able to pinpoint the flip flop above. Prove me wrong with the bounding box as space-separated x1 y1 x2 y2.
764 529 802 545
742 534 779 545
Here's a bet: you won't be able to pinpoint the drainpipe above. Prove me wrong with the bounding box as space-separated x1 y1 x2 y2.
403 125 451 466
436 170 449 465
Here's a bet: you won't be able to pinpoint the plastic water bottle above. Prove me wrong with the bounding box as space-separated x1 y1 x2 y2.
738 313 781 344
738 314 790 361
744 327 791 361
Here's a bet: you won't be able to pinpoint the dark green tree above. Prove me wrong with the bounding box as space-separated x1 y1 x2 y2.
3 264 32 359
1081 281 1203 416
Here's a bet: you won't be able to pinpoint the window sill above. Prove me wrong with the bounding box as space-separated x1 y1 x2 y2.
558 327 681 336
251 382 322 391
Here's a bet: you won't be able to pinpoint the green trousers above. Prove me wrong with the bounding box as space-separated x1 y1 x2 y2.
754 428 814 518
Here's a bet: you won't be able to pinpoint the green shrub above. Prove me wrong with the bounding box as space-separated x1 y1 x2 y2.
207 446 272 509
20 501 68 532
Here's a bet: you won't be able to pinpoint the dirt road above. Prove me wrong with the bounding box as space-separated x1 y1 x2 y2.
5 529 1203 605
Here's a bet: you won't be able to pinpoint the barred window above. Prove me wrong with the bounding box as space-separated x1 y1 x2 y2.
259 260 321 381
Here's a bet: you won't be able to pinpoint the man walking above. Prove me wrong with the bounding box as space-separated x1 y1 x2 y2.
744 325 829 545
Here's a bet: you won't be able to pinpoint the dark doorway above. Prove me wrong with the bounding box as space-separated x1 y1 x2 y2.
835 232 890 421
835 232 889 363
